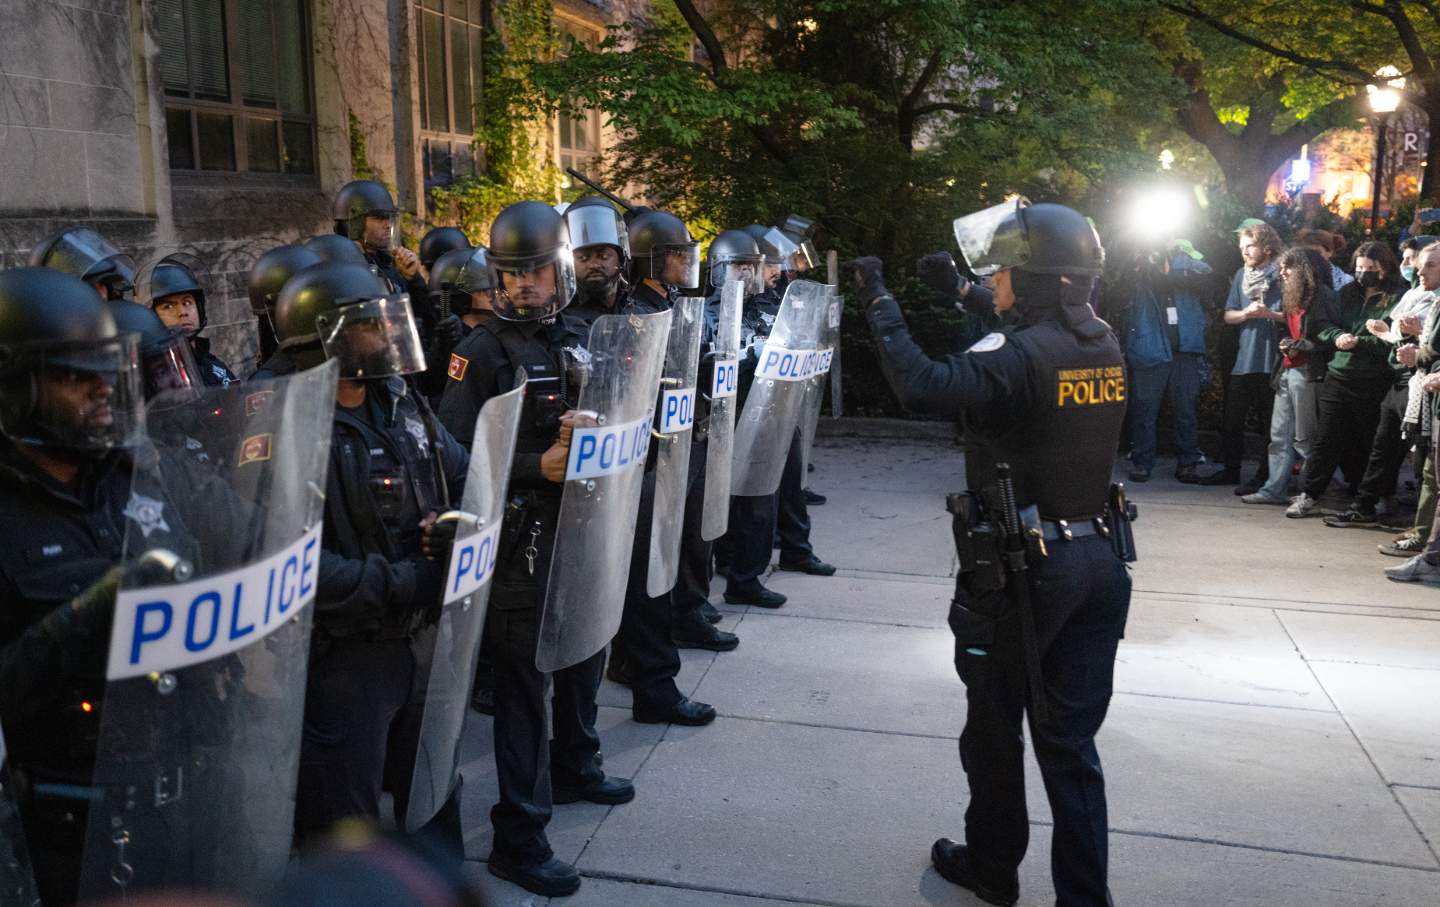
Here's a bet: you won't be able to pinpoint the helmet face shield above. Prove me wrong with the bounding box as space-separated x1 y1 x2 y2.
566 205 629 258
354 212 399 251
314 296 426 378
39 228 137 296
492 249 576 321
1 335 145 451
141 329 204 405
452 247 499 312
953 199 1032 277
653 242 701 289
710 254 763 296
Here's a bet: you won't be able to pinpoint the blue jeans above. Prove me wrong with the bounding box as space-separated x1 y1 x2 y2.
1127 352 1202 472
1258 368 1317 501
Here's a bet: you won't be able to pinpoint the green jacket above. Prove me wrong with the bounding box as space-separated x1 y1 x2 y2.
1313 281 1402 386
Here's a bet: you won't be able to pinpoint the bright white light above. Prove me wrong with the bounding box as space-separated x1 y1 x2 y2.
1159 149 1175 170
1368 65 1405 114
1126 187 1190 244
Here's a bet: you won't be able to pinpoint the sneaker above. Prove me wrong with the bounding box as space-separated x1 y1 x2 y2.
1286 494 1320 518
1241 492 1287 505
1175 464 1200 484
1380 534 1427 557
1384 554 1440 584
1324 508 1378 528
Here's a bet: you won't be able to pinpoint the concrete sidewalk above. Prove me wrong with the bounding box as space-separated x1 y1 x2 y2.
453 431 1440 906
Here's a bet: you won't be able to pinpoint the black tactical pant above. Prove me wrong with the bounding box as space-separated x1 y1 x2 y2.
673 438 715 632
776 429 815 563
1301 377 1389 499
949 534 1130 907
721 490 776 593
1219 371 1274 481
1355 382 1412 509
295 634 462 851
614 468 685 711
487 514 605 864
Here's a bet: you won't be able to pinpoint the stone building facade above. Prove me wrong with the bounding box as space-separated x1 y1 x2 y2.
0 0 621 375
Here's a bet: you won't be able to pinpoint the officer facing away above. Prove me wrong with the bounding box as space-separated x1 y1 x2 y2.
849 200 1133 907
270 261 471 853
437 201 631 899
28 227 137 302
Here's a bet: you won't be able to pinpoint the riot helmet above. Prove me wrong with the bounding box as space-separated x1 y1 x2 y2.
108 299 203 402
429 245 496 315
567 196 628 306
744 224 784 290
137 251 210 334
332 179 399 250
274 262 424 378
706 229 764 295
305 233 369 266
0 267 144 452
952 198 1104 279
28 227 137 300
627 210 700 289
248 244 324 318
487 201 576 321
418 226 470 271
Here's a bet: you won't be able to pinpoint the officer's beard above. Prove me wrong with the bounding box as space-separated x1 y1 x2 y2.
577 271 620 308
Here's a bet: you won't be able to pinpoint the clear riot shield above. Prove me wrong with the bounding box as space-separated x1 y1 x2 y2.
78 363 338 903
731 279 833 497
405 377 526 833
798 285 842 478
537 310 672 672
0 728 40 907
701 279 744 540
646 298 705 597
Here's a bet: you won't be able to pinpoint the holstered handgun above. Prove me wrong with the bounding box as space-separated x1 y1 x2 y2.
1107 482 1138 563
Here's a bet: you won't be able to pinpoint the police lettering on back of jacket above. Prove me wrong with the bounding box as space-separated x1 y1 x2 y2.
850 199 1133 907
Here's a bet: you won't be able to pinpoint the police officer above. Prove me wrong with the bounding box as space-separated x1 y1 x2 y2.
849 200 1132 907
563 195 630 326
430 245 497 338
28 227 137 301
248 244 324 367
332 180 427 300
271 261 471 854
437 201 630 898
669 231 764 649
418 226 470 274
601 210 722 723
139 253 238 386
0 267 232 905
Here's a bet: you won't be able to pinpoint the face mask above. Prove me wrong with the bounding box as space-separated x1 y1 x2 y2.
1401 265 1417 285
1358 271 1382 290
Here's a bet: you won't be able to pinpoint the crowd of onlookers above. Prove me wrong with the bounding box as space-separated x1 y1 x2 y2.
1120 209 1440 584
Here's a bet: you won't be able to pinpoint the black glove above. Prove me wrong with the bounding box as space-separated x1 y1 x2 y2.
916 251 965 299
46 565 125 641
422 514 461 560
432 314 463 353
842 256 889 307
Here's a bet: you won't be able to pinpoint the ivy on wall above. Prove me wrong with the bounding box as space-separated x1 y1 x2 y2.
431 0 561 243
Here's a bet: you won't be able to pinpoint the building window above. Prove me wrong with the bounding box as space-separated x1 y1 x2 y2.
554 18 602 184
157 0 316 175
416 0 484 187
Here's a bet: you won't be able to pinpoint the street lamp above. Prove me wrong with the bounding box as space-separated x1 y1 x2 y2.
1367 66 1406 234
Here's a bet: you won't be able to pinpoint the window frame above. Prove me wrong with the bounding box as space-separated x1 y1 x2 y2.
415 0 485 188
553 14 603 187
161 0 318 179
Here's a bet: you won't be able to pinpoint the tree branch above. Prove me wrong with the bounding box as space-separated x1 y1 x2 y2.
899 49 945 117
670 0 792 164
1348 0 1432 75
910 101 982 118
1161 2 1374 85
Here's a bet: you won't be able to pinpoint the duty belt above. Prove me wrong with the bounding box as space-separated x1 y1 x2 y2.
1038 516 1109 543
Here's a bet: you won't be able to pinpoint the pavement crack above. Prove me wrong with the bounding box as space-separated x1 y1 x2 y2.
576 869 879 907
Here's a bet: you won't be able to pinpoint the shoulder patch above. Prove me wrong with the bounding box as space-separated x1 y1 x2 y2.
238 432 273 466
448 353 470 382
245 389 274 416
968 332 1007 353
